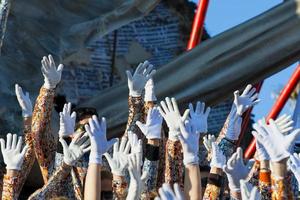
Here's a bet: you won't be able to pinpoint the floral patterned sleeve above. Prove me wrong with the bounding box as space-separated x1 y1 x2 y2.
112 175 128 200
271 174 294 200
259 170 272 200
31 87 56 183
28 162 72 200
164 140 184 188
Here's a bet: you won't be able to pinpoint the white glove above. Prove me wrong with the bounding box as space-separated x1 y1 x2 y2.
128 131 143 166
41 55 64 89
255 139 269 161
203 134 216 153
0 133 28 170
104 137 131 176
178 120 199 165
59 133 90 166
210 142 226 168
136 107 163 139
225 106 243 141
188 101 211 134
158 97 189 141
252 118 300 161
58 102 76 138
275 114 294 134
15 84 33 117
223 147 249 192
154 183 184 200
126 61 156 97
234 84 260 116
288 153 300 188
85 115 117 164
144 78 157 102
126 153 148 200
240 180 261 200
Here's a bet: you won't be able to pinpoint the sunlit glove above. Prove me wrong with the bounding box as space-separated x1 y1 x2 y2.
234 84 260 116
223 147 249 192
210 142 226 168
0 133 29 170
225 106 242 141
255 139 269 161
59 102 76 138
128 131 143 165
126 153 148 200
126 61 156 97
59 133 90 166
288 153 300 187
178 120 199 165
240 180 260 200
41 55 64 89
144 78 157 102
252 118 300 161
154 183 184 200
203 134 216 153
85 115 117 164
188 101 210 134
158 97 189 141
136 107 163 139
104 137 131 176
15 84 33 117
274 114 294 134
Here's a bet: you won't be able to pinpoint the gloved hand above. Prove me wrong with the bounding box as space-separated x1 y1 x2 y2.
274 114 294 134
136 107 163 139
203 134 216 153
0 133 29 170
255 139 269 161
223 147 249 192
41 55 64 89
188 101 211 134
178 120 199 165
252 118 300 161
234 84 260 116
85 115 117 164
126 153 148 200
288 153 300 187
128 131 143 166
59 133 90 166
144 78 157 102
58 102 76 138
225 107 242 141
104 137 131 176
15 84 33 117
126 61 156 97
240 180 260 200
158 97 189 141
210 142 226 168
154 183 184 200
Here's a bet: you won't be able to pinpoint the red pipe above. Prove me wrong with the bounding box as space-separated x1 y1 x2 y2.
187 0 210 50
244 65 300 159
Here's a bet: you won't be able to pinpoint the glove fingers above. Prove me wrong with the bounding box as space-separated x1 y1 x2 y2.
171 97 180 114
165 97 174 112
16 136 23 152
0 139 5 154
189 103 195 116
6 133 12 150
126 70 133 81
21 144 29 157
182 109 190 122
59 138 68 153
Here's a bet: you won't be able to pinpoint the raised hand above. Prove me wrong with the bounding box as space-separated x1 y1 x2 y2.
158 97 189 141
126 153 148 200
240 180 260 200
210 142 226 168
288 153 300 186
223 147 249 192
59 103 76 138
178 120 199 165
0 133 28 170
126 61 156 97
188 101 210 134
104 137 131 176
59 133 90 166
274 114 294 134
85 115 117 164
15 84 33 117
203 134 216 153
144 78 157 102
234 84 260 116
41 54 64 89
136 107 163 139
154 183 184 200
252 117 300 161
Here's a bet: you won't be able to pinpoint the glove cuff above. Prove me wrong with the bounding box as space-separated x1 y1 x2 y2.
183 153 199 166
144 90 157 102
168 131 180 141
89 152 103 164
43 82 56 90
22 111 32 118
270 151 290 162
112 169 126 177
6 165 21 171
129 90 142 97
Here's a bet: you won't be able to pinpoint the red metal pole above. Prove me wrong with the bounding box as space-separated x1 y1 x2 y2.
244 65 300 159
187 0 210 50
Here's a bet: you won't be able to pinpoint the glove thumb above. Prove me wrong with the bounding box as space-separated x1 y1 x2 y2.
59 138 69 154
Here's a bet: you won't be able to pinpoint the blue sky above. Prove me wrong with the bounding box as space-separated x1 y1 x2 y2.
191 0 297 120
